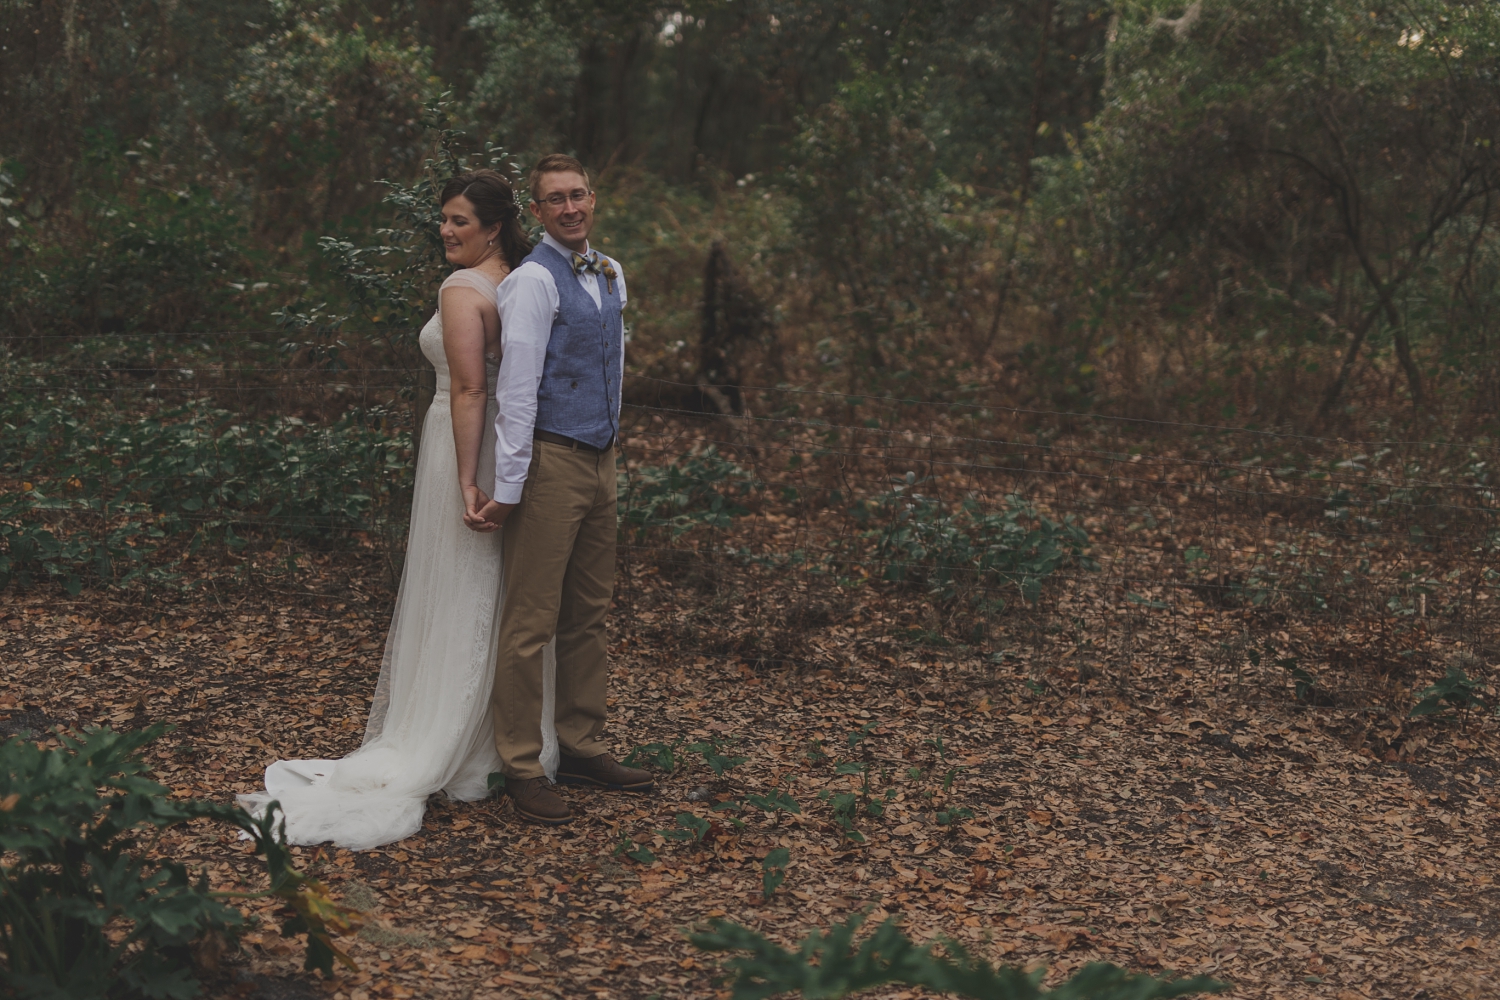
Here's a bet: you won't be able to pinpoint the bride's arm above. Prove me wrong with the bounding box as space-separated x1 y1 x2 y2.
441 285 499 532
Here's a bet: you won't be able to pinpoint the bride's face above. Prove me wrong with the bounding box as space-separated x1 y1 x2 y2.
439 195 499 268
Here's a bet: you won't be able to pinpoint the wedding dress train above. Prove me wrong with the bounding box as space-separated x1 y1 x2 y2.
239 269 559 850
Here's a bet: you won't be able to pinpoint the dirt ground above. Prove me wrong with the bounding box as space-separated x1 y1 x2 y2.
2 537 1497 1000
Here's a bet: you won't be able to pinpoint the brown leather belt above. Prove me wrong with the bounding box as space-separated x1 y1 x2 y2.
534 429 614 454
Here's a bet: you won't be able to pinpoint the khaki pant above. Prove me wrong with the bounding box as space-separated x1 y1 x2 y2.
492 440 616 779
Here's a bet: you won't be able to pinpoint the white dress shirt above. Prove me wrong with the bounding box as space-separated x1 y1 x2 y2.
492 232 627 504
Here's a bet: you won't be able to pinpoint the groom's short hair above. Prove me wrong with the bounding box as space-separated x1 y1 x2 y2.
529 154 591 202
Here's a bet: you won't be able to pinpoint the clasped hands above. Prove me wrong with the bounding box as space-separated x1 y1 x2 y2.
460 485 516 532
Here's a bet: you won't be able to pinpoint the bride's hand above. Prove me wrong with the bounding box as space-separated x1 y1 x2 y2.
462 485 500 532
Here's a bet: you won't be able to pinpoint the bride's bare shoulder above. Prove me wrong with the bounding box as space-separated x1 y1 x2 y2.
441 268 504 296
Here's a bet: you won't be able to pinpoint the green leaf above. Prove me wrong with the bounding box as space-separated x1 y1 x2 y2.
1125 592 1169 609
1410 663 1487 718
745 789 802 816
673 812 712 842
761 847 790 900
623 740 679 772
686 738 749 776
0 726 254 998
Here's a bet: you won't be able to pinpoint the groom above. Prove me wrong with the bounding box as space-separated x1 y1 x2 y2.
477 154 652 825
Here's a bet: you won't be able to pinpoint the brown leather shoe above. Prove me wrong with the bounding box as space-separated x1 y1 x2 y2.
556 752 654 792
506 777 573 825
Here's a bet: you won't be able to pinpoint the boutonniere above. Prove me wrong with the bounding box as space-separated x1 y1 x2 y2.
601 259 617 296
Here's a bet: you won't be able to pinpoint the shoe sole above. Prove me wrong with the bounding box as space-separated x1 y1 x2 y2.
509 800 574 826
556 772 654 792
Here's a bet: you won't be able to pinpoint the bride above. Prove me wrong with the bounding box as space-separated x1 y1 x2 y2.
240 169 559 850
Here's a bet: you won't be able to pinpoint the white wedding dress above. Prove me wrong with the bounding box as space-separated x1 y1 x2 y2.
239 269 559 850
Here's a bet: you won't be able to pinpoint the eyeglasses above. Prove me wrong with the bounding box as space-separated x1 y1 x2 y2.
538 190 591 209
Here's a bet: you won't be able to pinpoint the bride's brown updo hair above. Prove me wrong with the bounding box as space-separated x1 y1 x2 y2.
439 169 532 271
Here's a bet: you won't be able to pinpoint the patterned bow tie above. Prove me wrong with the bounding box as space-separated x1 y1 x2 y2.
571 251 603 276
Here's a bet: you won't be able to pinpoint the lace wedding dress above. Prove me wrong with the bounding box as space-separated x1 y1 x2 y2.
239 269 559 850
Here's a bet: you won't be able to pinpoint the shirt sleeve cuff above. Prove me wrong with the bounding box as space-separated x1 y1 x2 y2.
492 482 525 506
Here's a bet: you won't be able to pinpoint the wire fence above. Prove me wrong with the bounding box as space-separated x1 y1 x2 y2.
3 351 1497 723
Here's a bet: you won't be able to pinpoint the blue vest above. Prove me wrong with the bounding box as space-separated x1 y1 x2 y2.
527 242 624 449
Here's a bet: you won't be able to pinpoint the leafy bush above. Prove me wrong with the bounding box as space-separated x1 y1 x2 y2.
622 740 682 772
785 72 973 374
686 735 749 777
0 492 105 593
1029 0 1500 423
619 447 757 539
0 391 410 592
274 98 525 368
0 725 364 999
850 475 1093 606
691 911 1226 1000
225 4 440 241
759 848 790 901
2 143 251 338
0 726 245 998
659 812 713 844
1411 661 1491 723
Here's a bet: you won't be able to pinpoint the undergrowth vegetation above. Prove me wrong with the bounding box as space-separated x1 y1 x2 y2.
693 913 1225 1000
0 725 364 999
607 722 1228 998
0 398 1096 617
0 381 409 592
850 474 1095 608
3 5 1498 998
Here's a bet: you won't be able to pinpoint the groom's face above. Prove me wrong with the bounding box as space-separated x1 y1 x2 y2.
530 170 595 251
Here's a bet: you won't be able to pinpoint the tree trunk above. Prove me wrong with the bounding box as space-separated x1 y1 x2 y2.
977 0 1053 364
1015 0 1054 205
1391 328 1427 409
1314 301 1384 422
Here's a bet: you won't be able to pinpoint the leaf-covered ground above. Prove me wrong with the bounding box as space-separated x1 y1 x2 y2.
3 536 1497 1000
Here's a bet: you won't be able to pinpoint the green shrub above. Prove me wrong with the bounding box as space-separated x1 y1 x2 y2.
0 390 410 592
691 911 1226 1000
1 143 252 339
785 72 975 376
273 98 523 367
759 848 790 901
1025 0 1500 423
1411 661 1490 723
850 474 1093 606
0 492 104 593
622 740 682 772
0 725 365 998
225 6 440 242
0 725 245 998
619 447 757 540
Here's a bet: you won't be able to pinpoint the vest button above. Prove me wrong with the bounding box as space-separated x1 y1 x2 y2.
571 381 577 389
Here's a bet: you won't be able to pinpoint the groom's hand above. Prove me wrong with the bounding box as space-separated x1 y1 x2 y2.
477 499 517 527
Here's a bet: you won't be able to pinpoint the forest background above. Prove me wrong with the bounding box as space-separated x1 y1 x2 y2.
3 2 1500 999
2 0 1498 647
7 0 1500 427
